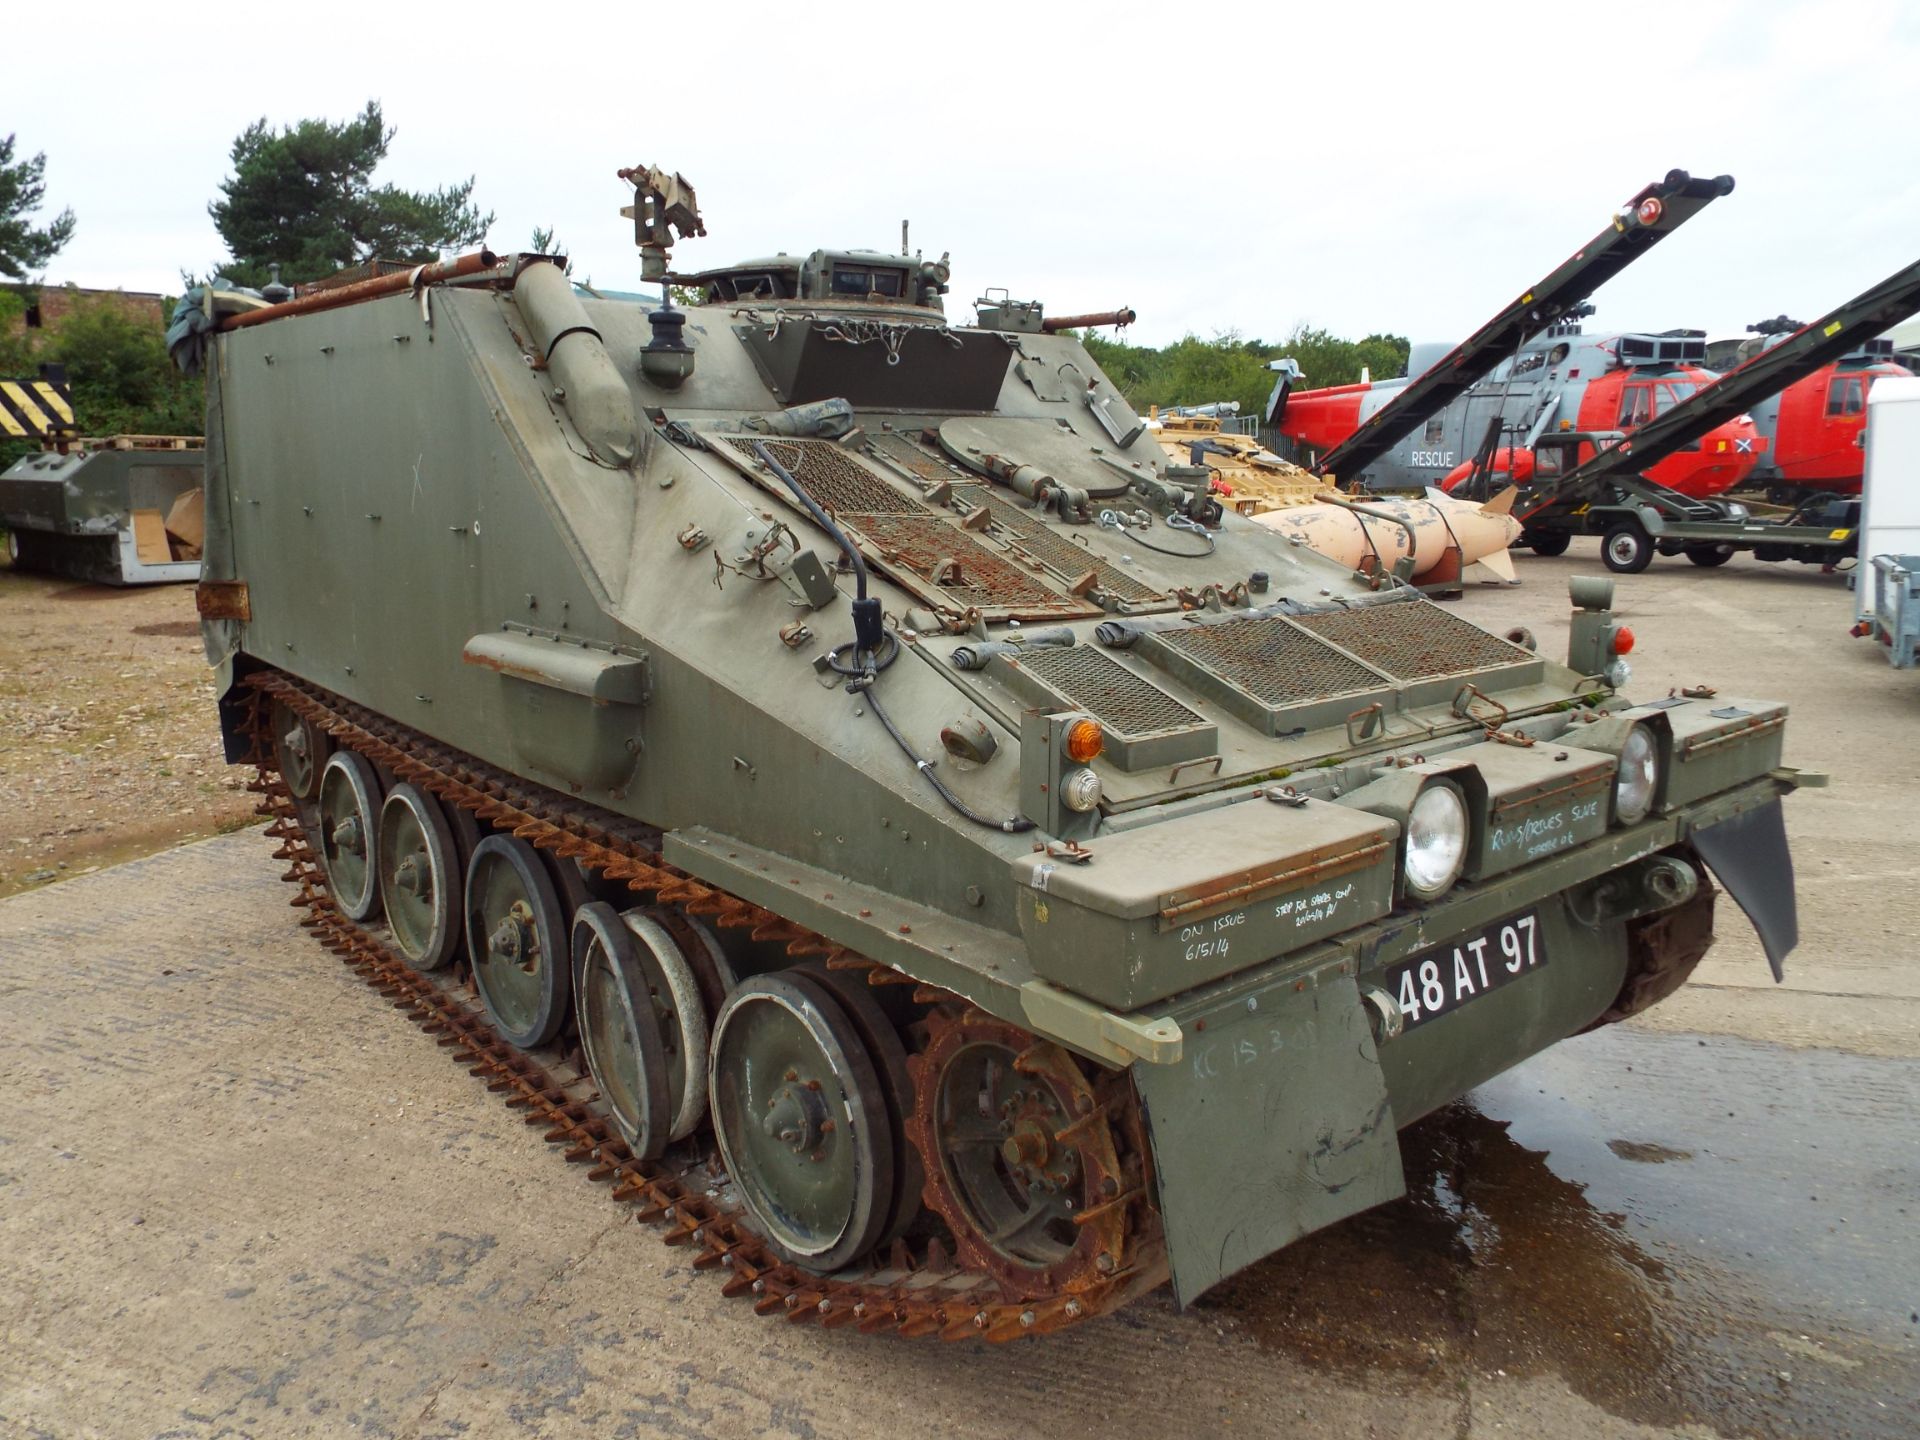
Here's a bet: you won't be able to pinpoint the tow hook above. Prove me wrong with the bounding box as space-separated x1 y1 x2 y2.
1567 853 1699 928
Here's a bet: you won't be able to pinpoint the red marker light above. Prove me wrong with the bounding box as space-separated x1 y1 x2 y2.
1636 197 1664 226
1613 626 1636 655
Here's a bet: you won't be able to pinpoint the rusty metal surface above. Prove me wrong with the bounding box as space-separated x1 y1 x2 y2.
1040 309 1137 333
1157 615 1385 707
1583 866 1718 1029
1292 602 1533 682
194 580 250 622
716 436 1101 621
245 671 1167 1339
219 251 502 331
950 483 1166 605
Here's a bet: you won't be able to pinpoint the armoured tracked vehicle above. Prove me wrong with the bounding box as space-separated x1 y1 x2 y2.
180 168 1810 1335
1 367 204 584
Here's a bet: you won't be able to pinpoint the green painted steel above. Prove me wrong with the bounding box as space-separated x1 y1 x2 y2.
201 246 1805 1299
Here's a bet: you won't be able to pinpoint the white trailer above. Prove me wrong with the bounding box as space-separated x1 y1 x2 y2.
1858 376 1920 666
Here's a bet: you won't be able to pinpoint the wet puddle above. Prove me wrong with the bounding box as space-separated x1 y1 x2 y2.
1201 1026 1920 1437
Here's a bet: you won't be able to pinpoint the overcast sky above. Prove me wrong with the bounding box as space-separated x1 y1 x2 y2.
14 0 1919 353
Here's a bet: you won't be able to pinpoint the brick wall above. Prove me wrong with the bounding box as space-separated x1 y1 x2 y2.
2 285 169 337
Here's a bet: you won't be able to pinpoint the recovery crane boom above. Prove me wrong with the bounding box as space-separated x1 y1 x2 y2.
1284 169 1737 485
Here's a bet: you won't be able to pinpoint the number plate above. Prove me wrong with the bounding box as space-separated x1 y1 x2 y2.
1385 911 1546 1030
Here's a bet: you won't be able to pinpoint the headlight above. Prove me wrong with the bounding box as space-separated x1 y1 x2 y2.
1404 783 1468 901
1613 724 1659 824
1060 767 1102 813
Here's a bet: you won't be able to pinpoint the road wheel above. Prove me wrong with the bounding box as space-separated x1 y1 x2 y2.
1685 544 1734 568
1525 530 1571 558
1602 522 1654 574
708 972 895 1272
376 784 462 971
466 834 571 1049
316 751 383 921
573 902 674 1159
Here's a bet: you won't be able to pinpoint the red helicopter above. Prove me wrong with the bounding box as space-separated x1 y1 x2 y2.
1275 315 1763 500
1708 319 1913 498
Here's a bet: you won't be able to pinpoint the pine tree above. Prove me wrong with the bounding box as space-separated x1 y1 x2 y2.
0 134 77 280
208 101 491 288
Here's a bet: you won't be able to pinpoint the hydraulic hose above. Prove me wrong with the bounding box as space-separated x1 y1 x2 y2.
751 439 1033 833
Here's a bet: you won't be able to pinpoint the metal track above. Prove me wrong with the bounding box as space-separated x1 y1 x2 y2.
242 671 1167 1340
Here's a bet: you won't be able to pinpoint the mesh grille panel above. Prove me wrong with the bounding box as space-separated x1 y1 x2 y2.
719 437 921 513
855 514 1081 612
952 484 1164 604
867 432 962 484
1292 602 1529 680
1015 647 1206 737
1158 616 1385 706
715 434 1095 617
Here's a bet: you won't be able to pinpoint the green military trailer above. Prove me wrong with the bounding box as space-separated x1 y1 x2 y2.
176 168 1810 1336
1 436 205 585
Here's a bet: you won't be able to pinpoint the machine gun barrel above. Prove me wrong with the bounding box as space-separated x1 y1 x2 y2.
1041 308 1136 333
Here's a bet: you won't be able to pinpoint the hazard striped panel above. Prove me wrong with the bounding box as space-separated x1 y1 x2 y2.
0 376 77 439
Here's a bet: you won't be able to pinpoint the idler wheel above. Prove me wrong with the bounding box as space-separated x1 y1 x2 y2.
708 972 894 1272
465 834 570 1049
610 909 711 1143
573 902 673 1158
376 784 462 971
272 700 330 801
907 1011 1129 1295
316 750 383 922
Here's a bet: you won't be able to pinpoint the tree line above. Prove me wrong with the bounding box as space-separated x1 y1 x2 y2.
1081 327 1410 421
5 107 1401 461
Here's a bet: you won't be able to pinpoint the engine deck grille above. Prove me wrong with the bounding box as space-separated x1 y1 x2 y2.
722 436 921 513
1155 616 1385 707
711 435 1098 620
1013 646 1206 737
1000 645 1216 772
1291 601 1532 681
952 484 1166 605
865 432 963 485
855 514 1071 611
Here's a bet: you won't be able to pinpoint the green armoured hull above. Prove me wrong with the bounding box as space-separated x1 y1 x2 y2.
198 246 1800 1309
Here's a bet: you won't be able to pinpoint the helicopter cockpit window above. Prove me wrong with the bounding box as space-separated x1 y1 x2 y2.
1656 380 1699 413
1617 384 1654 428
1827 376 1865 416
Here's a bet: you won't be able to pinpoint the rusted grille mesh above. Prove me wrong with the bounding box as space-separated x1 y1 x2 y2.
1158 616 1385 705
855 514 1084 612
719 437 922 514
1014 646 1206 737
716 435 1096 617
952 485 1164 604
1292 602 1530 681
867 432 962 484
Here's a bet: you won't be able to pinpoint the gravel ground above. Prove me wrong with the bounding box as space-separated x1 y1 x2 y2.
0 566 257 898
